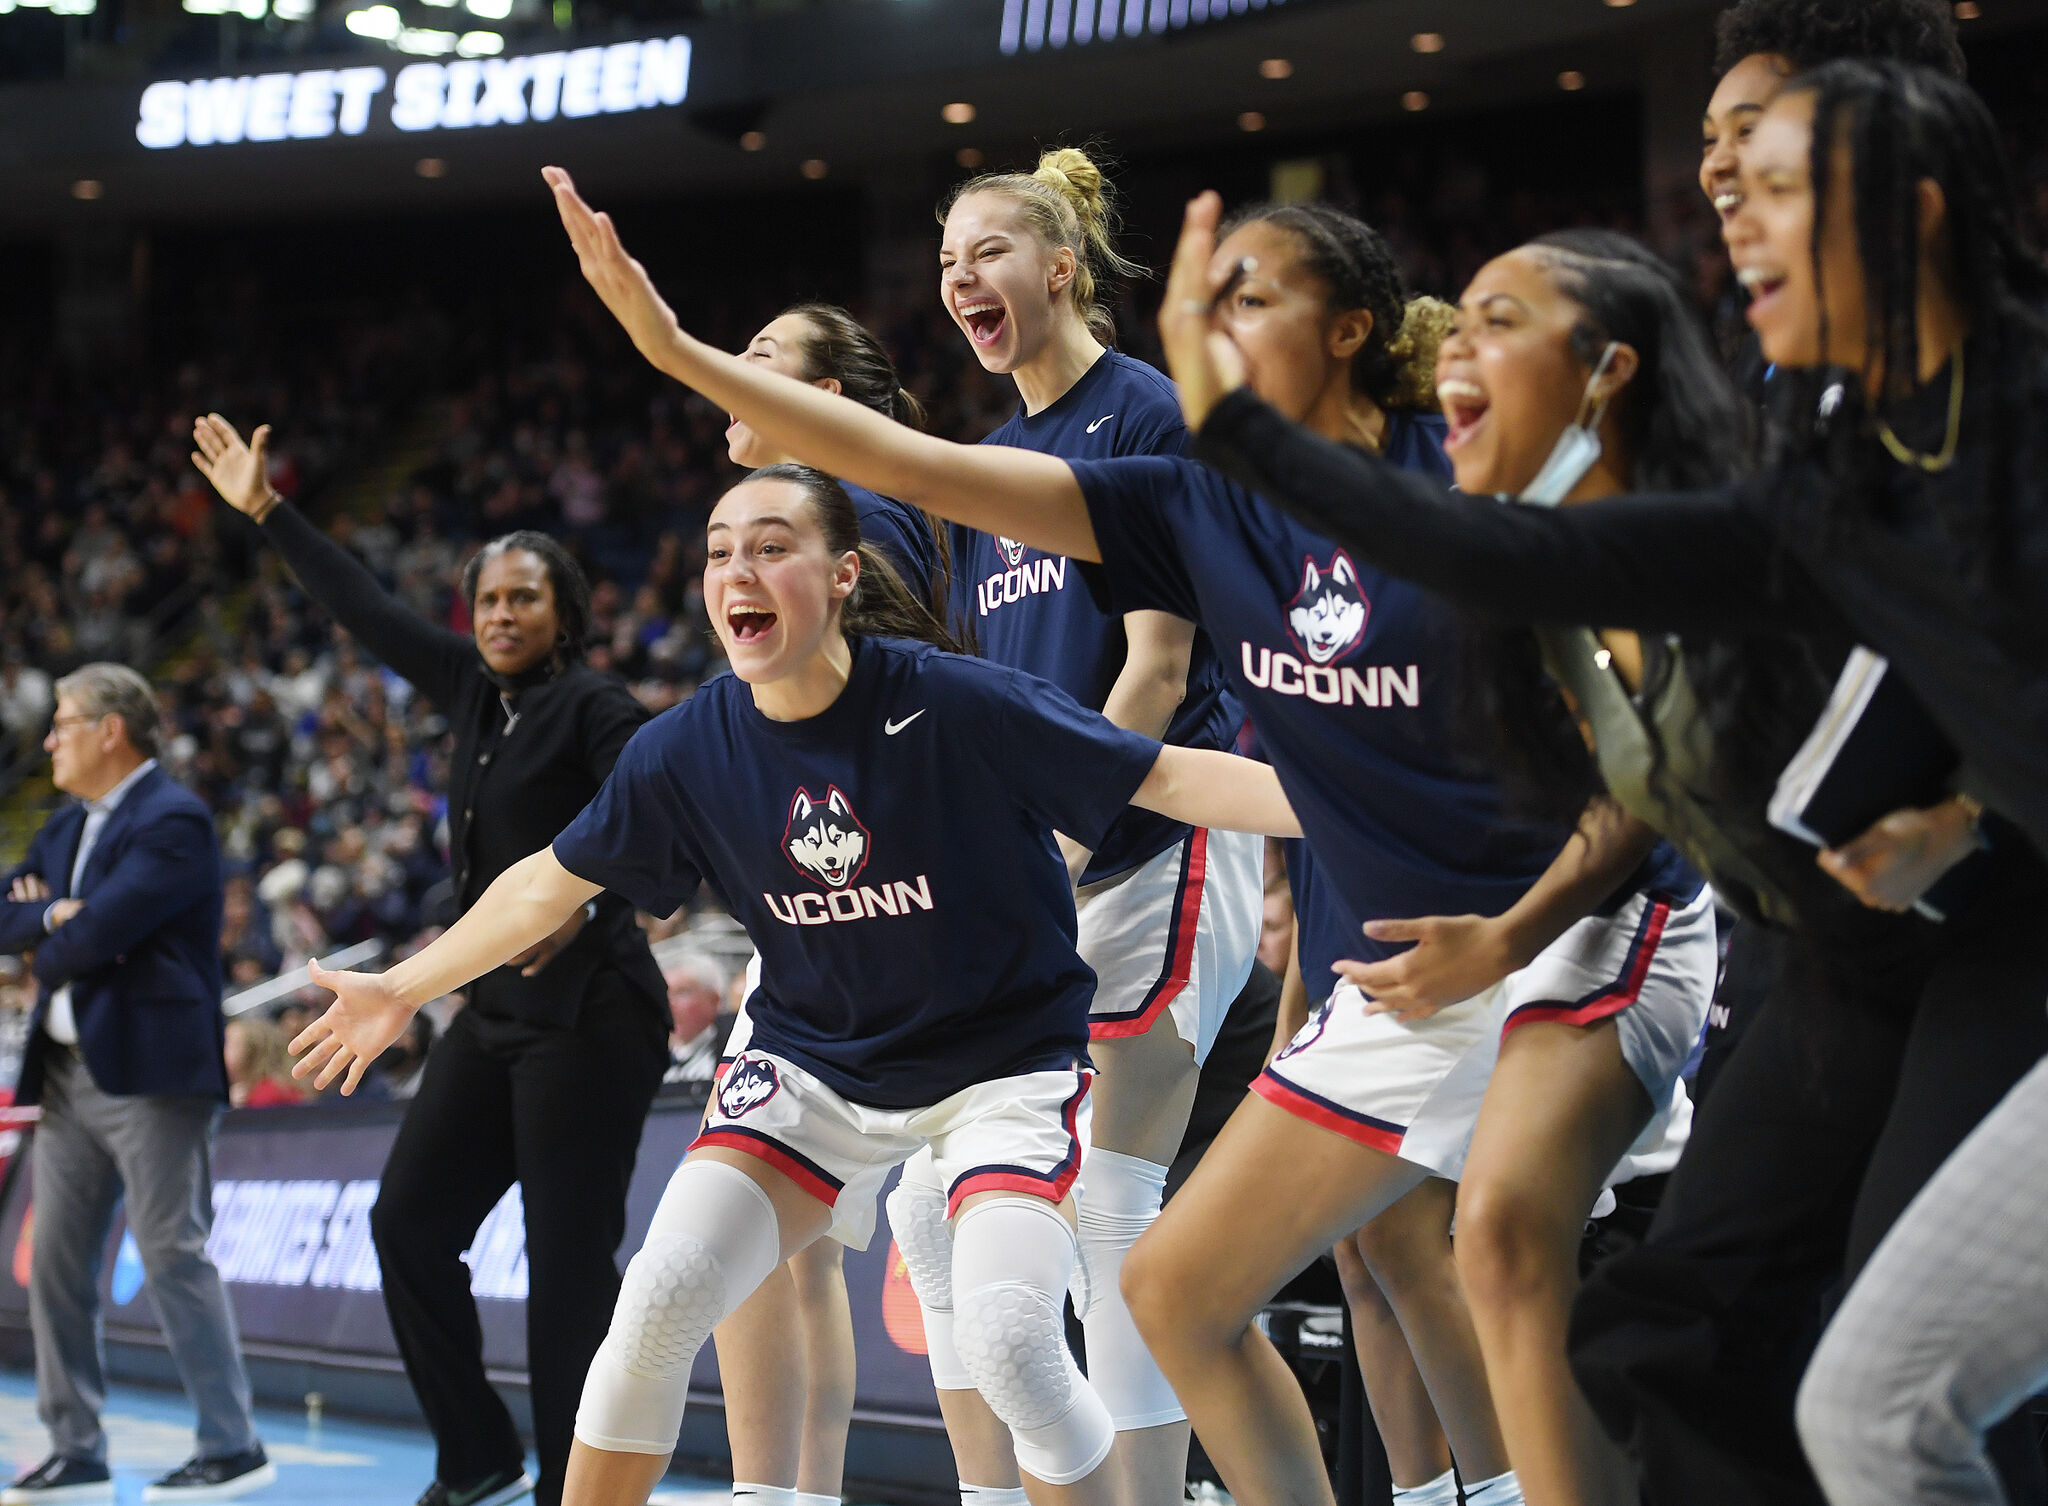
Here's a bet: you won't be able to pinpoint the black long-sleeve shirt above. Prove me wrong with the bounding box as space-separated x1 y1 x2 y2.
1195 376 2048 864
261 503 665 1028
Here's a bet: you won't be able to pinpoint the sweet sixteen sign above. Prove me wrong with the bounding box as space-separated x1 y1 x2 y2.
135 35 690 148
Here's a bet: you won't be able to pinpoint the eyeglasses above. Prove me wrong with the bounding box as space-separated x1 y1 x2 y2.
48 714 106 736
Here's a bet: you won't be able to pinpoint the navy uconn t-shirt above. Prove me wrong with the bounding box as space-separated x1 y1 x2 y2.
950 350 1240 885
553 636 1161 1108
1070 413 1570 996
847 481 939 601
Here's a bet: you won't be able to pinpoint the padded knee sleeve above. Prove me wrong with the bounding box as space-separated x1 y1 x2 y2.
885 1171 972 1390
950 1198 1115 1487
1074 1149 1182 1430
576 1159 782 1454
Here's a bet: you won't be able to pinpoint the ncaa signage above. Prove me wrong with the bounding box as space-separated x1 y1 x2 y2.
135 34 690 149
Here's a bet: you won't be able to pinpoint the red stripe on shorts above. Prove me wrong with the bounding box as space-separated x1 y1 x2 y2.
1502 898 1672 1035
944 1071 1090 1216
1251 1071 1405 1156
1091 828 1209 1039
690 1128 841 1206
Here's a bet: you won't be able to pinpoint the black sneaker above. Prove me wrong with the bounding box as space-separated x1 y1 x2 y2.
413 1469 535 1506
140 1446 277 1502
0 1456 112 1504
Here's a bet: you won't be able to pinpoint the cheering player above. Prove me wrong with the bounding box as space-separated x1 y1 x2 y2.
290 463 1302 1506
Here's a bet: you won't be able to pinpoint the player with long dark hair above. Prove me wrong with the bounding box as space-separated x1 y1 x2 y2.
290 461 1302 1506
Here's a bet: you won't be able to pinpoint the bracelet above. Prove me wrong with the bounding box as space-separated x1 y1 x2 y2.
253 490 283 523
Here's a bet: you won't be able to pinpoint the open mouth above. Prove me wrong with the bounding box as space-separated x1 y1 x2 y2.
957 298 1008 348
1713 189 1744 217
1736 265 1787 318
727 605 777 645
1437 378 1491 453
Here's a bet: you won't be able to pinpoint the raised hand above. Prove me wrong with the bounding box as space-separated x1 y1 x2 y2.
1335 912 1516 1023
290 960 419 1095
1157 190 1251 432
543 165 688 372
191 414 278 520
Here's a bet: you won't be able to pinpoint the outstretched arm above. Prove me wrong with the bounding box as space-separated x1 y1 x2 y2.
193 415 472 706
1133 747 1302 838
544 167 1101 562
291 848 599 1093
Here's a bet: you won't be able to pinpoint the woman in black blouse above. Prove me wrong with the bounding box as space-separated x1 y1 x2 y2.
193 414 670 1506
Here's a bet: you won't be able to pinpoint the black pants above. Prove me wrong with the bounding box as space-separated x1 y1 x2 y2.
372 975 668 1505
1569 861 2048 1506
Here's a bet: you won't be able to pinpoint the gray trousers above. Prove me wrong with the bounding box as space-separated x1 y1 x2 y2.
28 1051 258 1463
1797 1050 2048 1506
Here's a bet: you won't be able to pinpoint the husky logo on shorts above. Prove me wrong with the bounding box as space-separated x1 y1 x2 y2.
996 536 1029 567
717 1054 781 1118
1275 1000 1333 1061
1285 551 1371 665
786 784 871 889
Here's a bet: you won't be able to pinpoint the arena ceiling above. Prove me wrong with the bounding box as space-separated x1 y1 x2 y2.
2 0 2045 231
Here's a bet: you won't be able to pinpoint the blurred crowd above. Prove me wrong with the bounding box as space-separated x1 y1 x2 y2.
5 92 2047 1115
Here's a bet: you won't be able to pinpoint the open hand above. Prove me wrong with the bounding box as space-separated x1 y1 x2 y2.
509 902 589 977
191 415 277 519
1819 797 1981 912
543 166 688 371
9 874 50 904
290 961 419 1095
1335 913 1515 1023
1157 190 1251 433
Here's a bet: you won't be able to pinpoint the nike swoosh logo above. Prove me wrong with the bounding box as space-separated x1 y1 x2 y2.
1087 413 1115 433
884 711 925 735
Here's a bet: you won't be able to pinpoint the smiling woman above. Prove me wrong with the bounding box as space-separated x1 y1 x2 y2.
189 413 672 1506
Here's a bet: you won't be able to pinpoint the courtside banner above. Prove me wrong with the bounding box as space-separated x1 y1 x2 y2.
0 1091 941 1419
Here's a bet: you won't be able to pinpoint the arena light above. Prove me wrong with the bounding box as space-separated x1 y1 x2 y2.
136 34 689 145
71 178 104 199
0 0 98 15
1410 31 1443 53
1001 0 1297 55
396 27 458 53
466 0 512 16
1259 57 1292 79
273 0 314 16
184 0 268 16
739 129 766 150
1401 89 1429 111
800 157 828 179
457 29 503 55
956 146 984 168
1954 1 1980 16
1558 69 1586 90
941 101 976 124
415 155 446 176
1238 110 1265 131
345 4 400 38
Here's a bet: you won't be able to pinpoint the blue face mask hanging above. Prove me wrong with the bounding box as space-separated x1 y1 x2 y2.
1518 341 1623 507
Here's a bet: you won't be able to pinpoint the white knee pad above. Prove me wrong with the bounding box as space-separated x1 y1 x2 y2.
950 1198 1115 1487
884 1170 972 1391
576 1159 782 1454
1074 1149 1183 1430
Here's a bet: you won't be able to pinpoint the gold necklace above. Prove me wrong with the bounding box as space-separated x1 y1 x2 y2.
1876 344 1964 473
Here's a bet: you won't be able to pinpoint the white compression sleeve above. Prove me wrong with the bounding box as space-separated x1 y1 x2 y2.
1074 1148 1183 1429
951 1198 1116 1487
885 1159 973 1390
576 1159 783 1454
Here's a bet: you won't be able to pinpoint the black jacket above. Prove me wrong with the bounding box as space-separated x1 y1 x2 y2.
1194 376 2048 865
262 503 666 1028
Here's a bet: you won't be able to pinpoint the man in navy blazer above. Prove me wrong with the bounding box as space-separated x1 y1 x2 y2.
0 664 272 1505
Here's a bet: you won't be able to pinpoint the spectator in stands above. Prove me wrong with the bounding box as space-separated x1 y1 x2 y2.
224 1015 308 1109
660 952 723 1084
194 414 671 1506
0 663 274 1503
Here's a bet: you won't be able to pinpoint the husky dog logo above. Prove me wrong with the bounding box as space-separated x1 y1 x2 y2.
996 536 1029 567
785 785 871 889
1284 551 1371 665
718 1054 780 1119
1275 1000 1333 1062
